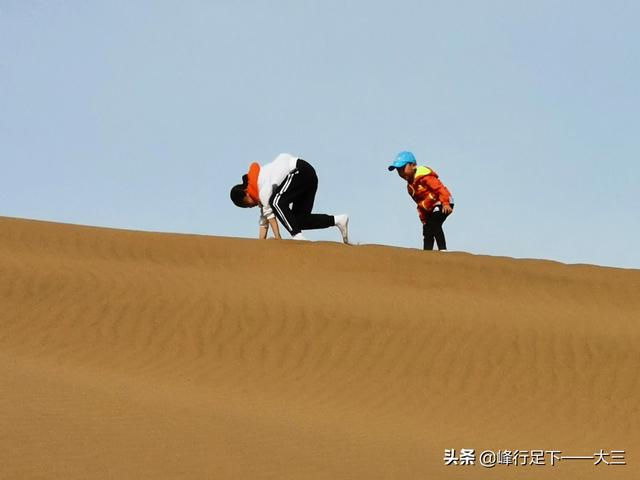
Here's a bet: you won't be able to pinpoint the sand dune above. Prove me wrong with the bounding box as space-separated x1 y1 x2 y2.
1 216 638 479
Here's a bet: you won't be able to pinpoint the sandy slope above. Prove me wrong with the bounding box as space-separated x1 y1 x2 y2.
1 216 638 479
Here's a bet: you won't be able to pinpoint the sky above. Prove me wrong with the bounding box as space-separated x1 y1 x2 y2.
1 0 639 268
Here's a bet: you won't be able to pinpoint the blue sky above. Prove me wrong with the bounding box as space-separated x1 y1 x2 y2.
1 1 638 268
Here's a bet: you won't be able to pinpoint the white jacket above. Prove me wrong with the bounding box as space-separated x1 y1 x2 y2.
258 153 299 225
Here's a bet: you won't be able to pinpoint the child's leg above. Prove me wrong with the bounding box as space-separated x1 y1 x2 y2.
423 223 436 250
434 219 447 250
423 211 449 250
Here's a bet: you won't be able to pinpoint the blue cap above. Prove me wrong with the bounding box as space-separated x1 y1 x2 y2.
388 151 417 171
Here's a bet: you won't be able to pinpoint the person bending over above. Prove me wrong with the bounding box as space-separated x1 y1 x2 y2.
230 153 349 242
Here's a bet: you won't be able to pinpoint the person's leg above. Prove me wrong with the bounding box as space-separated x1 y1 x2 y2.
423 211 445 250
270 170 303 236
291 162 334 230
423 222 436 250
433 211 447 250
272 159 348 241
270 160 329 236
424 209 451 250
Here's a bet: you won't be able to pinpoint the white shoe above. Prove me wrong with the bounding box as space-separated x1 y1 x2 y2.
334 214 349 244
292 233 308 241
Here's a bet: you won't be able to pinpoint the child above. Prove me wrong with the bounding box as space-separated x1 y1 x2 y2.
388 151 454 250
230 153 349 243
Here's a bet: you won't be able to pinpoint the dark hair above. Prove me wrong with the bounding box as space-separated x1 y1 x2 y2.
230 184 248 207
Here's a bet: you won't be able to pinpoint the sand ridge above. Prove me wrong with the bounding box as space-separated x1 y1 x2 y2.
1 216 639 479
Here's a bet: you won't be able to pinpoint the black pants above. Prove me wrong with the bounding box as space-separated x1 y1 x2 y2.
423 207 453 250
270 159 334 236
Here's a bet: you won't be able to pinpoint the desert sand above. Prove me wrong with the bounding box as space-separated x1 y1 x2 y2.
1 215 638 479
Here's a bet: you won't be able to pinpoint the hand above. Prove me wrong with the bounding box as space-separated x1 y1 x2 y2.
442 204 453 215
268 217 282 239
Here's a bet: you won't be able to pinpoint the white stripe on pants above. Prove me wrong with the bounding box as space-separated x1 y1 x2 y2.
272 170 297 232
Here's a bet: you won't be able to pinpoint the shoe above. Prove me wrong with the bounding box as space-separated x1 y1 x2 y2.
334 214 349 244
292 233 308 241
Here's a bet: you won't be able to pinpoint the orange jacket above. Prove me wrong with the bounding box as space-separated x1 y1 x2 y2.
407 166 453 223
